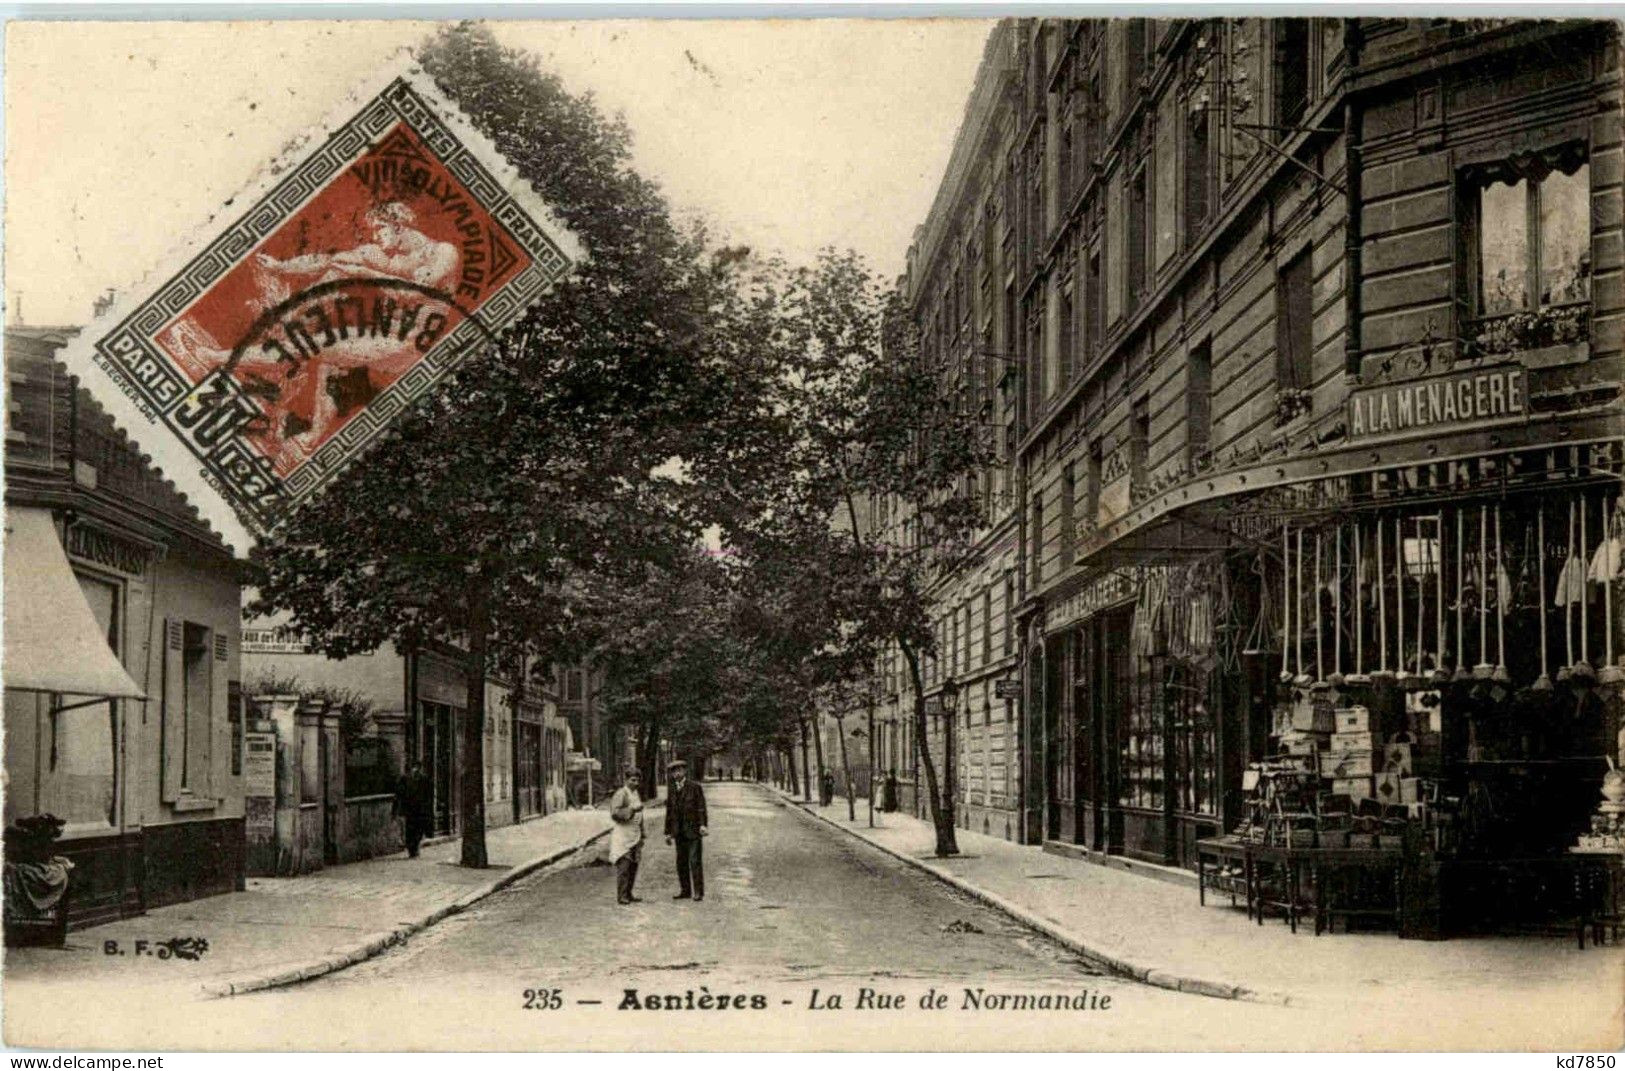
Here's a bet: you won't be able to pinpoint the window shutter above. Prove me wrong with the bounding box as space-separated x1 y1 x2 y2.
161 617 184 800
205 627 225 797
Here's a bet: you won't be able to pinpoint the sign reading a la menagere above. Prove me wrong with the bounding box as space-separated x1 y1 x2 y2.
1347 364 1526 442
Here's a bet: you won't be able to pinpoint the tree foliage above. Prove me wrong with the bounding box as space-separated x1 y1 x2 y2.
249 23 787 864
730 250 995 854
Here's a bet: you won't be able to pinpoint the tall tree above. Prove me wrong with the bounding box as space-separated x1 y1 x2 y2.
743 250 991 856
250 25 783 867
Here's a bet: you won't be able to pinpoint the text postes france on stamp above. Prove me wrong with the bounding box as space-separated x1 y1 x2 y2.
67 69 582 551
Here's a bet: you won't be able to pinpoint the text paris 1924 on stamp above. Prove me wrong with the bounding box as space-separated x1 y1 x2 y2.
77 71 580 547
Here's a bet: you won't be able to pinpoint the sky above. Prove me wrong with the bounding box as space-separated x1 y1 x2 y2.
4 17 993 327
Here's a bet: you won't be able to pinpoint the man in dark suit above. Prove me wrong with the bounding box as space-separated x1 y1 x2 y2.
663 759 708 901
393 762 433 858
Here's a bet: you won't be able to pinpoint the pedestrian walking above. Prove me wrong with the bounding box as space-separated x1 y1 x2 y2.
882 768 899 813
608 767 645 904
663 759 707 901
393 762 433 858
820 768 835 807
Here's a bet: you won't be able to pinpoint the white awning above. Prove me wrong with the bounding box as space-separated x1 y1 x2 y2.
3 507 146 699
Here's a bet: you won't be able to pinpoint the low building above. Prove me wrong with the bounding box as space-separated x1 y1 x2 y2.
4 327 246 926
240 613 572 870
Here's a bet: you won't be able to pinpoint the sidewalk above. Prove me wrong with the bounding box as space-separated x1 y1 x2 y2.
3 805 630 1004
773 787 1624 1035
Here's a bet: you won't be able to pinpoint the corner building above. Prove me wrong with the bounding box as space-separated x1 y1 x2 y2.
898 18 1623 885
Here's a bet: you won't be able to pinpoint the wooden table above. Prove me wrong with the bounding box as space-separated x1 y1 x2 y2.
1569 849 1625 949
1302 845 1405 936
1245 842 1311 933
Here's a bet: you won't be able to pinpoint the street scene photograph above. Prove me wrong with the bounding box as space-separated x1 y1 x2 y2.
2 11 1623 1054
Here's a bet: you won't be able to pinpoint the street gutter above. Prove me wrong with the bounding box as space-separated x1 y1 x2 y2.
769 787 1293 1007
200 814 652 999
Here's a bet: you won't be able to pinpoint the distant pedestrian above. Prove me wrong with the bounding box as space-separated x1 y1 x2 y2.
608 767 646 905
394 762 433 858
664 759 708 901
882 768 899 813
820 768 835 807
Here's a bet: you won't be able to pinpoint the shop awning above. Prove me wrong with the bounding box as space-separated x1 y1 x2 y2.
3 507 146 699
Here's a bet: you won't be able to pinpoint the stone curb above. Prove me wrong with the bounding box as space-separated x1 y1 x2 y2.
767 787 1293 1008
198 825 613 999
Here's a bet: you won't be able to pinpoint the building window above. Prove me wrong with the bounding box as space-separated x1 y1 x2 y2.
1086 438 1103 530
1058 287 1075 393
1185 105 1212 239
982 587 993 665
1131 399 1150 490
1004 572 1016 656
1186 341 1213 466
1128 166 1149 307
1462 147 1591 355
1031 493 1044 589
1274 19 1311 132
1059 119 1074 207
1084 249 1102 357
1123 20 1147 113
228 679 243 777
1083 72 1101 168
1276 248 1314 394
1026 302 1044 422
181 622 214 793
955 607 968 676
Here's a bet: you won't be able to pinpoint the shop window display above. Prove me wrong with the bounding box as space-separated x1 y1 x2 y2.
1226 462 1624 936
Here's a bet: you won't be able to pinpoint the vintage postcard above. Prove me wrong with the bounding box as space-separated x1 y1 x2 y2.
3 13 1623 1055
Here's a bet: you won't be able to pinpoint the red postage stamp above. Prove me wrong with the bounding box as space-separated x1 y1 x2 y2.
80 71 579 544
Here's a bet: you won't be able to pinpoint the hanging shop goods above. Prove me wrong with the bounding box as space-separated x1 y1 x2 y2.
1202 442 1625 938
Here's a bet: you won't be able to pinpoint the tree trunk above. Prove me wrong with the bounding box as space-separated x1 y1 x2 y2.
810 717 826 805
799 721 812 802
836 713 855 822
460 587 491 869
901 639 958 856
945 693 956 831
510 653 525 823
638 712 660 804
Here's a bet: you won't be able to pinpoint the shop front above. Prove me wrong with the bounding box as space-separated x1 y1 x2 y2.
1041 556 1259 868
1042 397 1624 931
515 702 545 819
5 327 249 929
1231 442 1621 929
1152 419 1622 936
414 650 466 837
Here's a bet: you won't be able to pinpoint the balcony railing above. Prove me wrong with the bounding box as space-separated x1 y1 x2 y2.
1465 301 1590 361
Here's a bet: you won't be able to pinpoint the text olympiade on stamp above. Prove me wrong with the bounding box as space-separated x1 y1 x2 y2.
64 68 581 549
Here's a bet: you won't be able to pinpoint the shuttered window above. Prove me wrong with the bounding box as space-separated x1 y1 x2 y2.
1275 19 1310 131
1276 249 1314 392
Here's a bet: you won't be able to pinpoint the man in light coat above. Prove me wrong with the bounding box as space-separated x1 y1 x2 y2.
608 767 646 905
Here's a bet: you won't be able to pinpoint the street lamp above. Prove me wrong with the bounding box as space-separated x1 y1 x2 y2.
940 676 959 827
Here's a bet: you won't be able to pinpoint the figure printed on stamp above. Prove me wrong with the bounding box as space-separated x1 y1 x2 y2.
160 200 460 474
251 202 459 296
